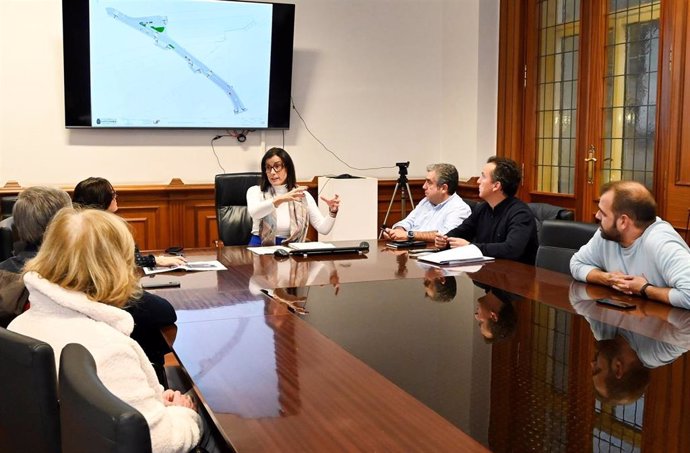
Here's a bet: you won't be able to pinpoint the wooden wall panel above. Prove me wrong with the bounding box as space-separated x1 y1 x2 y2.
497 0 527 194
0 178 481 251
642 353 690 453
117 205 167 251
662 0 690 236
193 205 218 248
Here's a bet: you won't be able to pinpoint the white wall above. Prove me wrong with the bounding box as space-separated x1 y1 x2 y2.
0 0 499 187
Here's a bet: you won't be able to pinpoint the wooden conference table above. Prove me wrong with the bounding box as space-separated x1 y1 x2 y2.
145 242 690 453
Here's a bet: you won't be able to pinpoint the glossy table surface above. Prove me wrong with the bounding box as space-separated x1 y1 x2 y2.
146 243 690 452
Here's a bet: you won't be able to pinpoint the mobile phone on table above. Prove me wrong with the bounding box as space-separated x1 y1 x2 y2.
595 298 636 310
141 281 181 290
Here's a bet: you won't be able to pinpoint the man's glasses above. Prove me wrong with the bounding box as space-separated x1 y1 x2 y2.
265 162 285 173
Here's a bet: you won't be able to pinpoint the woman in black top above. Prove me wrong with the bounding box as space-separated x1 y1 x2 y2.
72 177 180 382
72 177 185 268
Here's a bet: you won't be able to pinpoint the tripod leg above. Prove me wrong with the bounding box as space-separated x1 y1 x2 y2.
380 183 400 239
404 182 415 209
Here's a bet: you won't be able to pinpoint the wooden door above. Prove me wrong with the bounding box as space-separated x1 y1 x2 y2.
504 0 664 222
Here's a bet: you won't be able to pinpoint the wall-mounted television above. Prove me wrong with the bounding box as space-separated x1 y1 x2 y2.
63 0 295 129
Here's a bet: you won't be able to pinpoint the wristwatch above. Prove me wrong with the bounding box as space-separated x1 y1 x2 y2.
640 282 654 299
407 230 415 240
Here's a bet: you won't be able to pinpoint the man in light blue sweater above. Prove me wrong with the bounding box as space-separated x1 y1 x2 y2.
570 181 690 308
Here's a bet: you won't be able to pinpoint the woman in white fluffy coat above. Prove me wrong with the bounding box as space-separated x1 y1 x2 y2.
8 208 201 453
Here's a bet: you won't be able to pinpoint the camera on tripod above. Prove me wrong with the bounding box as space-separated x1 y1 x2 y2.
379 161 415 238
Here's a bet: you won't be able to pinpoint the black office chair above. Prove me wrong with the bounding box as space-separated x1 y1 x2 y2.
463 198 480 214
0 195 18 221
215 172 261 246
0 216 16 261
0 327 61 453
59 343 152 453
535 220 599 274
528 202 574 237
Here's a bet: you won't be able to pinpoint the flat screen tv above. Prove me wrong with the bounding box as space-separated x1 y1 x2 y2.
63 0 295 129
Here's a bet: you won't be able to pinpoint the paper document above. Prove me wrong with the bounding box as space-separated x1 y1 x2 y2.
143 260 227 275
247 246 291 255
417 244 494 266
288 242 336 250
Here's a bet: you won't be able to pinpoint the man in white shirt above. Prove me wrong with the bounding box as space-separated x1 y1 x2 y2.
383 163 472 242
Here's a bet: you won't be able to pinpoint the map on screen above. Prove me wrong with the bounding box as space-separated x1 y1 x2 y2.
89 0 273 128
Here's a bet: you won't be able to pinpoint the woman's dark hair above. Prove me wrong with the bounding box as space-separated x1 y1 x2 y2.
260 148 297 192
72 177 115 211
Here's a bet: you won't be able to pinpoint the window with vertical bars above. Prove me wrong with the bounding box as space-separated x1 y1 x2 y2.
512 303 572 451
527 302 646 452
593 398 644 452
536 0 580 194
602 0 660 190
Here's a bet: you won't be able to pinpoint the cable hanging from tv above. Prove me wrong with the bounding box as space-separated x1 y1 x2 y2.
106 7 247 114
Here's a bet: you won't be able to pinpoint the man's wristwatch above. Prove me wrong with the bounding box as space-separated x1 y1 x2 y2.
640 282 654 299
407 230 415 240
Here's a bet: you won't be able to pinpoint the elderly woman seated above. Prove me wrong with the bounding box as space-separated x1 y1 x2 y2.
8 208 205 453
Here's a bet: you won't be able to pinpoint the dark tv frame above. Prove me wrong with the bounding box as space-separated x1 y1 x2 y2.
62 0 295 129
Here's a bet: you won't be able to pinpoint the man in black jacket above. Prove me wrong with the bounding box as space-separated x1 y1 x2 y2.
435 156 538 264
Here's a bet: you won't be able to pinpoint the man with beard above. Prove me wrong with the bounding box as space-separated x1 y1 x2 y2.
570 180 690 308
591 336 651 405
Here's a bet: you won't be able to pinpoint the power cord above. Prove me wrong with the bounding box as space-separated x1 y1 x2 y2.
291 98 394 172
210 129 254 173
210 135 226 173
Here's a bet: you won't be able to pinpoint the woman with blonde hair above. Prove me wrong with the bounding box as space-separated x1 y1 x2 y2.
8 208 203 453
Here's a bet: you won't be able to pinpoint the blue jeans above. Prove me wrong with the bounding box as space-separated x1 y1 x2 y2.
248 235 284 246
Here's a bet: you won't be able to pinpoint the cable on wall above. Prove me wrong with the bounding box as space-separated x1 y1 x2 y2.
211 135 227 173
291 98 394 172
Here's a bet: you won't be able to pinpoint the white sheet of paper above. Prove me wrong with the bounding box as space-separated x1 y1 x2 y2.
142 260 227 275
288 242 336 250
247 246 291 255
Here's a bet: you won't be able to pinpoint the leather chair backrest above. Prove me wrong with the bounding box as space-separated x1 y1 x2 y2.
0 216 16 261
0 327 61 453
464 198 479 214
0 195 18 221
59 343 152 453
536 220 599 274
528 202 574 237
215 172 261 246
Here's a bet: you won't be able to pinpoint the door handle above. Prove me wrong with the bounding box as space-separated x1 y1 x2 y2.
585 145 597 184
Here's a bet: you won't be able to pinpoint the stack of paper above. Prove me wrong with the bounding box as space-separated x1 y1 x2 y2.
247 246 290 255
143 260 227 275
417 244 494 266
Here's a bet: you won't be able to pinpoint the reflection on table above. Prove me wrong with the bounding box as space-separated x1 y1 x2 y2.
146 244 690 453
